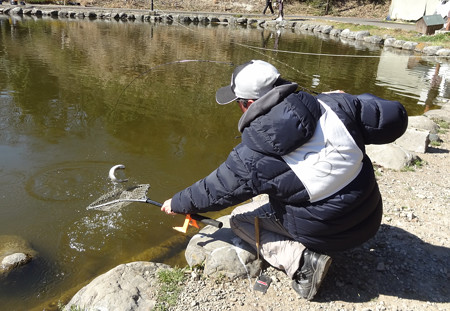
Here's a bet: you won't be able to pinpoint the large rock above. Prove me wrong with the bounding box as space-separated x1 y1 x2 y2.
64 261 170 311
424 101 450 122
366 144 415 170
1 253 31 270
185 215 261 280
407 115 439 134
395 128 430 153
0 235 37 277
354 30 370 40
422 45 443 55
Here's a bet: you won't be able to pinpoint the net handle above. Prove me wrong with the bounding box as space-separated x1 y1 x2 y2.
145 199 222 229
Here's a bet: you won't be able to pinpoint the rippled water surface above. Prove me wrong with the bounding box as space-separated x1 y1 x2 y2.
0 15 449 310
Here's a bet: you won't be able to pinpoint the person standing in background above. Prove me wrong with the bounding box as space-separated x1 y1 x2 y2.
276 0 284 21
263 0 274 15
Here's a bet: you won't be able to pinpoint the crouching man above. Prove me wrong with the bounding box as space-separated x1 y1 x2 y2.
162 60 408 300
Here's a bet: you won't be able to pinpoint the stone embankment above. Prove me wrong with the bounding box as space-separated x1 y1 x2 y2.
1 3 450 60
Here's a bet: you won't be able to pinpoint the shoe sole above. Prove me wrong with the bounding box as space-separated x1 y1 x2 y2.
306 255 332 300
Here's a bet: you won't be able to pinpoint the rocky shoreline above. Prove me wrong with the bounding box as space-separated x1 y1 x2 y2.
1 3 450 61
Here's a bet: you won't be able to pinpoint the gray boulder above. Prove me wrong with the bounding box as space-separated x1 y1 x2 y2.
31 8 42 16
364 35 384 44
366 144 415 170
0 235 37 276
393 40 405 49
436 48 450 57
185 215 261 280
424 101 450 122
329 28 343 37
11 7 23 15
395 128 430 153
320 25 334 34
402 41 418 50
407 115 439 134
354 30 370 41
1 253 31 272
64 261 170 311
340 28 351 37
421 45 443 55
299 24 310 31
384 37 396 47
366 115 447 170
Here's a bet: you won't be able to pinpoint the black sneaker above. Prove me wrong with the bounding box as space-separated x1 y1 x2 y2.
292 249 332 300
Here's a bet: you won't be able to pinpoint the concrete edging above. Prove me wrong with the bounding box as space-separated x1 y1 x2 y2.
1 4 450 60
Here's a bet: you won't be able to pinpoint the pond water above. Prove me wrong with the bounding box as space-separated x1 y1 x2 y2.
0 14 449 310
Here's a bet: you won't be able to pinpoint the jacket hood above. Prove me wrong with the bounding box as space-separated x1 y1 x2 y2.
240 84 322 156
238 80 299 132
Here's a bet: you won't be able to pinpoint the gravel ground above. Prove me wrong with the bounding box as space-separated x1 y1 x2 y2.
171 127 450 311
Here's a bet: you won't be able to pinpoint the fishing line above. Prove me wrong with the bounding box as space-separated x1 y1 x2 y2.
236 42 450 59
232 41 322 94
236 42 388 58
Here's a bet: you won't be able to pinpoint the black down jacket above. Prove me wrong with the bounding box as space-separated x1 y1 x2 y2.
171 83 408 252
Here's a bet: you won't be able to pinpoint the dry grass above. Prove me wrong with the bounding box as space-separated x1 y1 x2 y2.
85 0 390 18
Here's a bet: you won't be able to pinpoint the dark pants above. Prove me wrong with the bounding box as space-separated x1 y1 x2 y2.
263 0 274 14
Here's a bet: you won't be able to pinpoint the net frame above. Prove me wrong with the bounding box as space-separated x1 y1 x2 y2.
87 184 151 212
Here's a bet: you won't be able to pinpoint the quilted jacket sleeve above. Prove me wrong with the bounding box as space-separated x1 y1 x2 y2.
170 144 257 215
317 92 408 146
356 93 408 144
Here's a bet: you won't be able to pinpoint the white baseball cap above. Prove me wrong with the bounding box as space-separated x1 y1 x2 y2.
215 60 280 105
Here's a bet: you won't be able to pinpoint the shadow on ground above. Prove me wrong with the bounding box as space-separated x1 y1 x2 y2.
317 224 450 303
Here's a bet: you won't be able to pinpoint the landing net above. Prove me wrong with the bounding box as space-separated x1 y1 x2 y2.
87 184 150 212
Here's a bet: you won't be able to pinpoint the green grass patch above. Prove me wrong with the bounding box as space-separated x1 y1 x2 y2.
58 301 86 311
430 140 441 147
432 119 449 134
415 32 450 44
402 158 425 172
153 267 187 311
436 120 449 130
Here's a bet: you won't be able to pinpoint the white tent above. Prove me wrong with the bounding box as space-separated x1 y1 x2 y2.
436 1 450 18
389 0 442 21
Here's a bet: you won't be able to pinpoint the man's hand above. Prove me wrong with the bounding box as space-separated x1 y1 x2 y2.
161 198 176 215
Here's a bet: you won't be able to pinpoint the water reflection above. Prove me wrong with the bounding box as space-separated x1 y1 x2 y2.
376 47 450 115
0 15 449 310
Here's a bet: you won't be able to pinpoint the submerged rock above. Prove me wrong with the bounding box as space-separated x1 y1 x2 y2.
0 235 37 276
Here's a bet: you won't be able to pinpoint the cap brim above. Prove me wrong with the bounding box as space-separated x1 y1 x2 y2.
215 85 238 105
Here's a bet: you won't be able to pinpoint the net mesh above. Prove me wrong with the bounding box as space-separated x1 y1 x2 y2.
87 184 150 212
